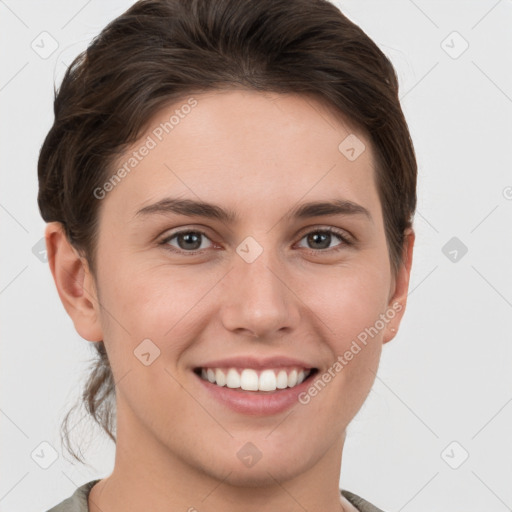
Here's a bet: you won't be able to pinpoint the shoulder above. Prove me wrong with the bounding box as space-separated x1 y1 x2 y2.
45 480 100 512
341 489 387 512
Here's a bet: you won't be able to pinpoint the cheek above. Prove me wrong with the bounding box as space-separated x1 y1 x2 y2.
94 264 200 420
306 263 392 341
98 247 392 350
296 270 389 430
96 258 216 363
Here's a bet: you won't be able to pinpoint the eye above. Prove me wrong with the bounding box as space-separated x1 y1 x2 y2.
159 226 353 255
296 227 352 252
161 229 213 253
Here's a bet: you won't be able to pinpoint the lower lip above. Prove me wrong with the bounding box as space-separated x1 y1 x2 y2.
194 371 316 416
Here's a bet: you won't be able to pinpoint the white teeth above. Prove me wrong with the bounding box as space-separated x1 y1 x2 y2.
198 366 312 391
240 369 259 391
226 368 240 388
276 370 288 389
259 369 277 391
215 368 226 386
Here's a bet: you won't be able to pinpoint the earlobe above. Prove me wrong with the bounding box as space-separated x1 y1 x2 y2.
45 222 103 342
383 228 415 344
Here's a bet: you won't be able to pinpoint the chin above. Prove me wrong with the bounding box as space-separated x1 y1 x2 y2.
220 464 301 488
200 446 313 488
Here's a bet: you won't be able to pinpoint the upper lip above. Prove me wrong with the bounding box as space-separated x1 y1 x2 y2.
194 355 316 370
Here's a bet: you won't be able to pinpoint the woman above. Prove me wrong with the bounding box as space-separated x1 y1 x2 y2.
39 0 416 510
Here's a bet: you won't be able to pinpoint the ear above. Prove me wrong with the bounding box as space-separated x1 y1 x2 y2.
45 222 103 342
382 228 415 344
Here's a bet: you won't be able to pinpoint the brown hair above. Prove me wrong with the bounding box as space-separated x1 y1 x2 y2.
38 0 417 463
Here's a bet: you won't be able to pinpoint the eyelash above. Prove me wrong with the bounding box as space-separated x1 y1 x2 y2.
159 227 353 256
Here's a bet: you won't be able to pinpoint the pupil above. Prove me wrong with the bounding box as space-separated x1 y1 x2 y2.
309 232 330 249
179 232 201 250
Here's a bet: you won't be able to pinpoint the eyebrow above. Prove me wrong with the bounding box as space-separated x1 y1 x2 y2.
135 197 372 223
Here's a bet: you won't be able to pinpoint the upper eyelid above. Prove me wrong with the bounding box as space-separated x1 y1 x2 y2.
297 225 353 241
159 226 215 243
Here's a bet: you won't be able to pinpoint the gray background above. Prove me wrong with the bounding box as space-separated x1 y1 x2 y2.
1 1 511 511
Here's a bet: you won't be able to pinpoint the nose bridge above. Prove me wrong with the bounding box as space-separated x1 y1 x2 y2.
219 237 299 337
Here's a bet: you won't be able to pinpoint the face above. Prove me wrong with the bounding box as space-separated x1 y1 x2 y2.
79 89 412 485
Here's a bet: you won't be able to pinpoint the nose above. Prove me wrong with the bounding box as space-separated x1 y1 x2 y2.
219 246 301 339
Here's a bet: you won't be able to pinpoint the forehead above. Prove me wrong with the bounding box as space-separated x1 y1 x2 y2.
102 89 380 221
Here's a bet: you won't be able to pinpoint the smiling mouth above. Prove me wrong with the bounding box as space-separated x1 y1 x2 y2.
193 366 319 392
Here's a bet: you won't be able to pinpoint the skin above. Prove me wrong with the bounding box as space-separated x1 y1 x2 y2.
46 89 414 512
